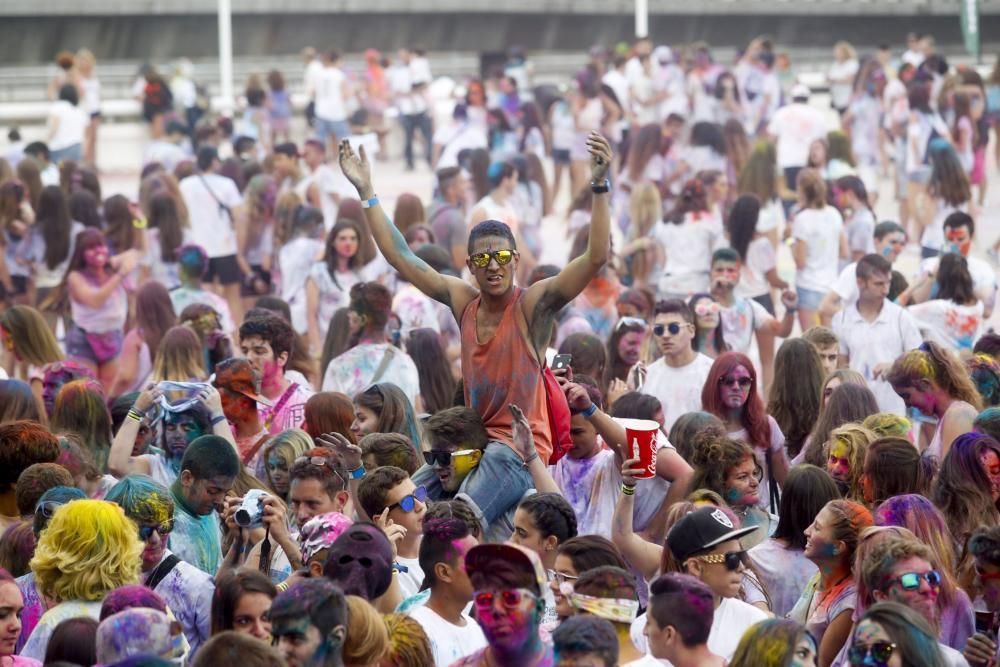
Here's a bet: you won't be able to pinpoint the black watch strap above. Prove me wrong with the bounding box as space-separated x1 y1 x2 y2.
590 178 611 193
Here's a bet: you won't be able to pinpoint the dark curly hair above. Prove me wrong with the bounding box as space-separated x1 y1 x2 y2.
238 313 295 361
686 434 756 502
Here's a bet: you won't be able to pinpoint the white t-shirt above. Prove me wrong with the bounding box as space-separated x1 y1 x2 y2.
831 261 860 307
631 597 769 660
747 539 817 618
179 173 242 257
304 59 325 98
720 297 772 354
828 59 860 109
845 209 876 258
295 164 354 231
48 100 89 151
143 140 190 172
395 555 424 600
766 103 828 168
908 300 984 354
792 206 844 292
314 66 347 122
736 236 777 298
832 301 924 415
654 214 724 297
641 353 714 432
408 604 487 666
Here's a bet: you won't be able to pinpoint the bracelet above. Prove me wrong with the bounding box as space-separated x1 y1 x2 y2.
276 581 289 593
127 409 143 422
211 415 227 426
132 217 148 229
348 466 366 480
581 403 598 418
522 451 539 468
360 195 379 209
590 178 611 194
621 482 636 496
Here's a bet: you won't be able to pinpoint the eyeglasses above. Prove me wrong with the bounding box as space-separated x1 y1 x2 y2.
293 456 348 487
719 375 752 388
138 522 174 541
616 316 647 332
469 249 515 268
547 569 579 585
473 589 538 613
694 551 746 571
848 641 897 666
694 302 720 316
387 486 427 513
424 449 477 467
892 570 942 591
652 322 683 337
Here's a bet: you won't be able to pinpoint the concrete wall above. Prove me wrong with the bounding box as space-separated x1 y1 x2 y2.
3 12 999 65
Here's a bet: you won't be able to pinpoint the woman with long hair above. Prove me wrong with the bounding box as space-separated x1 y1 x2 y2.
60 228 140 386
850 601 948 667
0 379 45 425
110 281 176 397
620 182 663 291
102 194 144 256
702 351 788 515
50 379 113 472
149 326 206 383
730 619 817 667
738 140 786 249
729 194 788 315
623 123 666 191
768 338 825 460
902 254 982 354
239 174 278 312
351 383 423 464
211 568 277 642
722 118 750 188
602 317 646 399
834 175 877 263
21 500 142 661
687 434 773 540
404 328 455 415
0 305 63 397
23 185 84 328
800 383 879 467
952 91 977 176
932 431 1000 556
873 494 974 650
919 139 971 258
820 368 867 407
863 436 935 506
791 169 846 330
654 179 722 299
143 191 190 289
748 465 840 618
887 342 981 459
0 179 33 308
305 219 372 356
687 293 727 359
789 499 873 667
302 391 356 442
261 429 313 502
825 423 877 502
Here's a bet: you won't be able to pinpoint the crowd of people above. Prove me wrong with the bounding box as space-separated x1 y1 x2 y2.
1 27 1000 667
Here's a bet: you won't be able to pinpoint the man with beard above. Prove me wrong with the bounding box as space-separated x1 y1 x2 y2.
105 474 214 654
271 579 348 667
108 383 235 489
238 314 314 435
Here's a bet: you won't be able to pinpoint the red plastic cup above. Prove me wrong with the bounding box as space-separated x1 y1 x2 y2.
619 418 659 479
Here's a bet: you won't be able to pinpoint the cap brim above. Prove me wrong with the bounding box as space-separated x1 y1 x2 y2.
466 544 546 595
702 525 759 552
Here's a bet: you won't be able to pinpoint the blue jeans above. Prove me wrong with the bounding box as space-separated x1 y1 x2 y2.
315 117 350 145
413 441 532 536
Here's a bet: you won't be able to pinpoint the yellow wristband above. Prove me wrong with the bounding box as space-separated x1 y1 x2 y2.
132 217 148 229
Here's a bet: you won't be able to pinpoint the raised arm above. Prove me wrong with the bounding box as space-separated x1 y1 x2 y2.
338 140 476 315
108 384 159 478
523 133 611 342
610 458 664 581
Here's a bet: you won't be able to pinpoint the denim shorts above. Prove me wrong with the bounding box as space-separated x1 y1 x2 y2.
796 286 825 311
66 324 123 365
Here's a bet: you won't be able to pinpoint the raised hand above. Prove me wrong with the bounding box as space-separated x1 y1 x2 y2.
587 132 613 182
509 404 539 463
563 383 593 413
375 507 407 560
780 289 799 311
316 432 364 471
620 457 645 487
338 139 373 198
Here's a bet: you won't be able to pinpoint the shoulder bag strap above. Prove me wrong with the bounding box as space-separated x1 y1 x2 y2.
146 554 181 591
197 173 233 222
242 431 272 466
370 347 396 385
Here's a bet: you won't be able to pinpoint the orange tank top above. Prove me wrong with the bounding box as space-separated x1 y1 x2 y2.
460 287 553 464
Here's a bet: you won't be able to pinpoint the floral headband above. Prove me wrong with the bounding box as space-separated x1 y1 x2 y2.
568 593 640 623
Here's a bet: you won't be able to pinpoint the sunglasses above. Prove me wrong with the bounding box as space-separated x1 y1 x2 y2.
387 486 427 513
848 641 897 666
694 551 746 571
138 522 173 541
425 449 477 467
616 316 647 332
892 570 941 591
719 375 753 388
469 249 515 268
547 569 579 585
653 322 683 337
975 564 1000 582
293 456 347 486
694 302 720 316
473 589 537 613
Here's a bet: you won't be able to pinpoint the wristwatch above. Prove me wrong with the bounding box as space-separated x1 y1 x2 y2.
590 178 611 194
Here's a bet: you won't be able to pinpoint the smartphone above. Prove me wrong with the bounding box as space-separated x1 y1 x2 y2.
552 354 572 371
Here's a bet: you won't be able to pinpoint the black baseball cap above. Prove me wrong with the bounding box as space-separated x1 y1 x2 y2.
667 506 759 564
